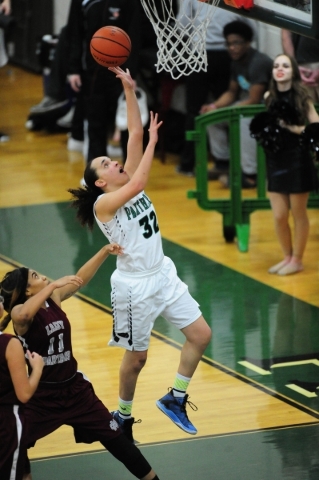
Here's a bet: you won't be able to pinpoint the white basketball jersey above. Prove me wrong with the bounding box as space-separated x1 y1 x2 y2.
94 191 164 273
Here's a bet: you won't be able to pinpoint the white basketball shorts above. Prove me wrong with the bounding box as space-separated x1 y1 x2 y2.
108 256 202 351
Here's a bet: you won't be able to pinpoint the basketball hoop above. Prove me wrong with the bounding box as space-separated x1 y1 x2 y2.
140 0 221 79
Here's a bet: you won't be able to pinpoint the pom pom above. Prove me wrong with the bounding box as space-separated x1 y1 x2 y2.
302 123 319 151
250 111 285 153
269 100 300 125
249 112 272 138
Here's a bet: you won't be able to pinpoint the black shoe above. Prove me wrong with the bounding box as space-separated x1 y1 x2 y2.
30 96 69 114
176 166 194 177
219 174 229 188
111 410 141 443
242 173 257 189
219 173 257 189
207 166 229 181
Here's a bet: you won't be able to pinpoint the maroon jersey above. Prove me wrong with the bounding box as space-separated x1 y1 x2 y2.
16 299 122 449
0 332 20 405
17 298 77 384
0 333 27 480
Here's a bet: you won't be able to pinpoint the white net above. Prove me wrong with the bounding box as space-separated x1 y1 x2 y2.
140 0 220 79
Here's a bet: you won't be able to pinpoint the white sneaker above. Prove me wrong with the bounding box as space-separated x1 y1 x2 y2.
67 137 84 152
115 87 149 131
57 106 75 129
0 132 9 142
25 119 35 131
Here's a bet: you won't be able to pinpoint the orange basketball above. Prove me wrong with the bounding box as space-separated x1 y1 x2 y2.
90 26 131 68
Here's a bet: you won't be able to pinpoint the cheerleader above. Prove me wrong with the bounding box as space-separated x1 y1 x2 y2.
250 54 319 275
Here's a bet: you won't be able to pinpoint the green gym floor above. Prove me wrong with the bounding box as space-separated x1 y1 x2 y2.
1 201 319 479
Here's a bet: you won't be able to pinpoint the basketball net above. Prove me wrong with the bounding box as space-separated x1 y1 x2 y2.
140 0 221 79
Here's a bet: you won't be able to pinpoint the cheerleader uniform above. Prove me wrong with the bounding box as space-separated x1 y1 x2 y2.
256 90 318 193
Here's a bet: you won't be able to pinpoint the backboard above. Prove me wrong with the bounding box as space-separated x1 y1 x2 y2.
219 1 319 39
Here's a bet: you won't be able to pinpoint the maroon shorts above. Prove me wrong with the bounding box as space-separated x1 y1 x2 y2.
25 372 121 447
0 405 27 480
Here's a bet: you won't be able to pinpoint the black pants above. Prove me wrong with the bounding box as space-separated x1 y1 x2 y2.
179 49 231 172
46 26 71 101
45 25 84 138
83 68 123 162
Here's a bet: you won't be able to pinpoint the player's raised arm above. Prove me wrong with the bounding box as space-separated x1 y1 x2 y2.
109 66 144 176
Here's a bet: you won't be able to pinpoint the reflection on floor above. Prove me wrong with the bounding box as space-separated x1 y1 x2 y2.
1 202 319 413
1 201 319 478
31 424 319 480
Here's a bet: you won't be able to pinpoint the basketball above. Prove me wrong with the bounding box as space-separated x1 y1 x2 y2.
90 26 131 68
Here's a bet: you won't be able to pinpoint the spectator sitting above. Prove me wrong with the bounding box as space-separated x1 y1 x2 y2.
175 0 257 178
200 21 273 188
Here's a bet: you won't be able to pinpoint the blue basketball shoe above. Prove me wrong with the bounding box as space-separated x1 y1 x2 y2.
111 410 141 444
156 389 198 435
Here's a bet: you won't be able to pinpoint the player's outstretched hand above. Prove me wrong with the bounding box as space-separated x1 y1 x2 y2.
108 66 134 90
52 275 84 290
0 0 11 15
105 243 124 256
148 111 163 145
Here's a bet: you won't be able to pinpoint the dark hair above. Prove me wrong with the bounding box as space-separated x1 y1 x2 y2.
223 21 254 42
0 267 29 331
68 161 103 230
266 54 312 122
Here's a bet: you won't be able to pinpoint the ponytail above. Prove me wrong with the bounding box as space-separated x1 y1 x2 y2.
0 313 12 332
68 161 103 230
0 267 29 331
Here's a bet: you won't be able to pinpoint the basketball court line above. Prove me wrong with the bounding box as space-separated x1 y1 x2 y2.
1 202 319 462
0 255 317 462
1 251 319 423
29 423 319 480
